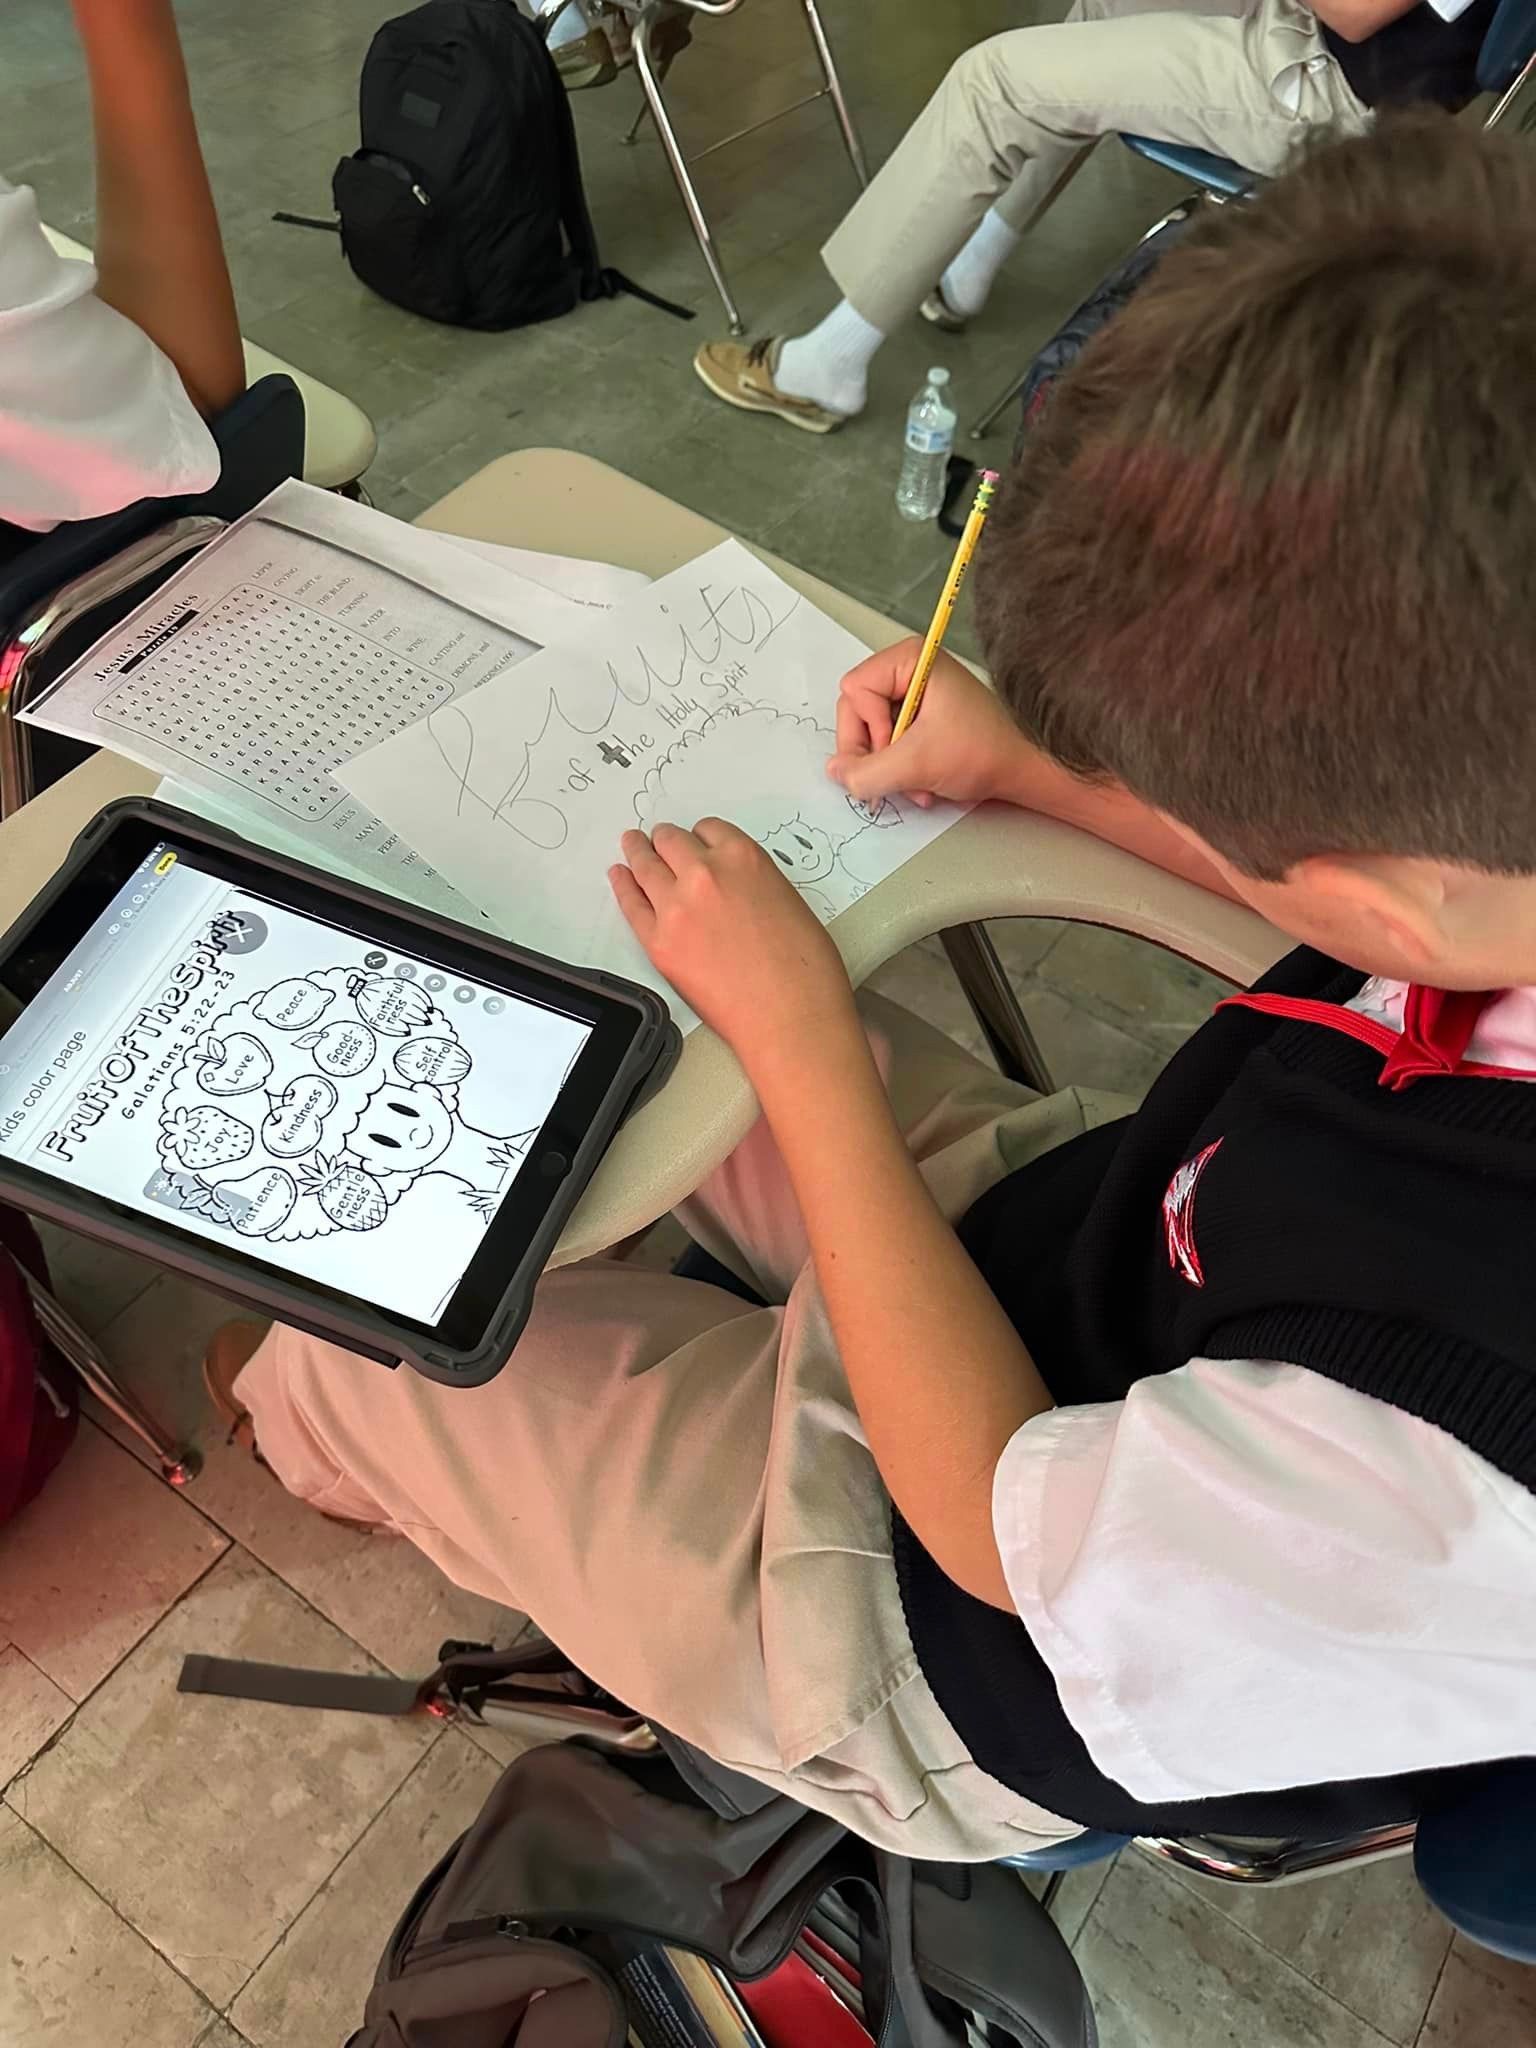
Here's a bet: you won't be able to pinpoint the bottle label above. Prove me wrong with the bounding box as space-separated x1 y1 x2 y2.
905 424 952 456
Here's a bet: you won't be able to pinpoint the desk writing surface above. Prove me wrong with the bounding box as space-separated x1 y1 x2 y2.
0 451 1284 1275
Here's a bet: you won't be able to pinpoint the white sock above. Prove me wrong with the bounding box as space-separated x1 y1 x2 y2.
939 206 1021 319
775 300 884 418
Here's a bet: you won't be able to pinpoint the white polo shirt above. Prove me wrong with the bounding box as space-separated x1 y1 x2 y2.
0 174 217 532
992 977 1536 1805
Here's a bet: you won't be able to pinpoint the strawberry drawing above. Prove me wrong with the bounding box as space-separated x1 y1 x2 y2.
162 1104 255 1172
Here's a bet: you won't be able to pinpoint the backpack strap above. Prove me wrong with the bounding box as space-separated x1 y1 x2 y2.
178 1655 427 1716
540 22 695 321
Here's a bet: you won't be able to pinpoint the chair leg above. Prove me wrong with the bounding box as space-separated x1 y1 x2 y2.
799 0 869 187
632 9 744 331
967 363 1034 443
1038 1870 1067 1916
622 42 683 145
940 924 1056 1092
27 1275 200 1485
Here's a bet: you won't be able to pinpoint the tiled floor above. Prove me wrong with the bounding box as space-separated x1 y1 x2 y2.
2 1 1529 2042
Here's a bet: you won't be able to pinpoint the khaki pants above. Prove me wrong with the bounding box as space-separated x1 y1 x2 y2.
236 996 1128 1860
823 0 1371 332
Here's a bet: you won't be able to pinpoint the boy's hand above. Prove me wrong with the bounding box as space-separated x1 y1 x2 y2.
611 820 856 1060
829 639 1031 810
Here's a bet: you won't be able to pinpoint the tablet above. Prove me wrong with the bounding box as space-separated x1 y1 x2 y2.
0 801 679 1385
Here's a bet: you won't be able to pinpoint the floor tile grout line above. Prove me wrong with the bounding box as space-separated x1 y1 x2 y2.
2 1802 223 2033
225 1717 453 2022
1411 1940 1456 2047
1073 1855 1406 2048
79 1347 533 1681
7 1537 453 2020
1149 1852 1446 2047
2 1529 231 1793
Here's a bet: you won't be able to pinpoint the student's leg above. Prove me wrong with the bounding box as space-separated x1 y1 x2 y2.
929 0 1249 321
232 999 1110 1856
675 990 1034 1302
699 0 1367 423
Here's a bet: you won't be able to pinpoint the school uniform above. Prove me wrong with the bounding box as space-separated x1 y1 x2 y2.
0 173 217 531
819 0 1490 335
237 956 1536 1860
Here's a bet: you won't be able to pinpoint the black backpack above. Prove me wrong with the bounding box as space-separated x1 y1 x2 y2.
182 1639 1096 2048
331 0 689 331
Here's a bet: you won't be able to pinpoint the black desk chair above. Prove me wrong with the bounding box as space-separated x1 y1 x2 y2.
0 371 305 818
0 373 304 1482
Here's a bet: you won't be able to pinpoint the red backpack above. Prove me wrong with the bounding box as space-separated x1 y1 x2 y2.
0 1210 77 1524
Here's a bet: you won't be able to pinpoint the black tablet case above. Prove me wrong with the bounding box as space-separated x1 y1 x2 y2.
0 798 681 1385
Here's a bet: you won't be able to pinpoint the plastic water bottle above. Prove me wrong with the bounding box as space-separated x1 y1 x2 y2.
895 366 956 522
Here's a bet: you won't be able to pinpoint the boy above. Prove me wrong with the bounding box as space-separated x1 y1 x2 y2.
1 0 243 528
213 118 1536 1859
694 0 1492 432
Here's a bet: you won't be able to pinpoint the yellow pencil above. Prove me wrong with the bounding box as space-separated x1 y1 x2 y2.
890 468 1000 744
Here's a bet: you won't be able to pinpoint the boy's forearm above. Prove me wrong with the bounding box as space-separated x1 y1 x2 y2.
74 0 245 416
996 733 1243 904
748 1018 1049 1608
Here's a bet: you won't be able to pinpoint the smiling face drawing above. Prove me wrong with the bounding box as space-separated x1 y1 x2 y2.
344 1081 455 1173
761 815 836 883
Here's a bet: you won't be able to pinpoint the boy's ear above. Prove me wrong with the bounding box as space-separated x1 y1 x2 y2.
1292 854 1449 975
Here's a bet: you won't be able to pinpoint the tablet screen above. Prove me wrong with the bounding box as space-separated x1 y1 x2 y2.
0 843 593 1325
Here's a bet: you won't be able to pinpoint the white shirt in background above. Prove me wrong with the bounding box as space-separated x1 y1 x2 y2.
0 174 217 533
992 977 1536 1805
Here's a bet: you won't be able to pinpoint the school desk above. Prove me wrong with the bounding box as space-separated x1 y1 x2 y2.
0 449 1285 1270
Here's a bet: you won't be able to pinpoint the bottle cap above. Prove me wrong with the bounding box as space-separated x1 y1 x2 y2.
928 367 950 386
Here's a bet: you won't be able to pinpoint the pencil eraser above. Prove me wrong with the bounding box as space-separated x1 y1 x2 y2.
981 469 1001 484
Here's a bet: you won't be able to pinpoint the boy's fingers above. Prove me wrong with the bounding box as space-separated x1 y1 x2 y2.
608 864 656 939
650 821 705 871
619 828 676 895
840 641 919 704
839 684 894 759
833 741 917 802
691 815 745 850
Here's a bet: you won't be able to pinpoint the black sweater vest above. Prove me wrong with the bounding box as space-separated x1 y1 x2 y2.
1322 0 1495 111
893 946 1536 1837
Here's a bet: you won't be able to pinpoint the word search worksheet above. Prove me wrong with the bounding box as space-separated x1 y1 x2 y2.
20 482 625 918
342 540 967 1028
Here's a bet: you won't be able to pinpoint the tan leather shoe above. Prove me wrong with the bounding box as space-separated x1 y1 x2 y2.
553 25 617 90
693 337 847 434
920 284 968 333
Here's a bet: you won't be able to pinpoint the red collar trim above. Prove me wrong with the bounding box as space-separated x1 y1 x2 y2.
1217 987 1536 1091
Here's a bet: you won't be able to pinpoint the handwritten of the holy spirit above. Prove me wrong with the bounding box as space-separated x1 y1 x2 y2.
412 566 800 851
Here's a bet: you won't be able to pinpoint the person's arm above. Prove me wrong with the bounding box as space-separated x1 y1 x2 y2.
1305 0 1418 41
611 820 1046 1608
830 640 1243 905
72 0 244 416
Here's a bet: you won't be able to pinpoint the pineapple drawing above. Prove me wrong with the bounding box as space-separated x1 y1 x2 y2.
162 1104 255 1172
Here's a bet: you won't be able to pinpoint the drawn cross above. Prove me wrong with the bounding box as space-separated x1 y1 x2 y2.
598 739 633 769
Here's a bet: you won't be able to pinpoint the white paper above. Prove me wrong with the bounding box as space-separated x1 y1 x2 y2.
440 534 651 612
22 481 600 908
156 776 493 926
341 540 966 1028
